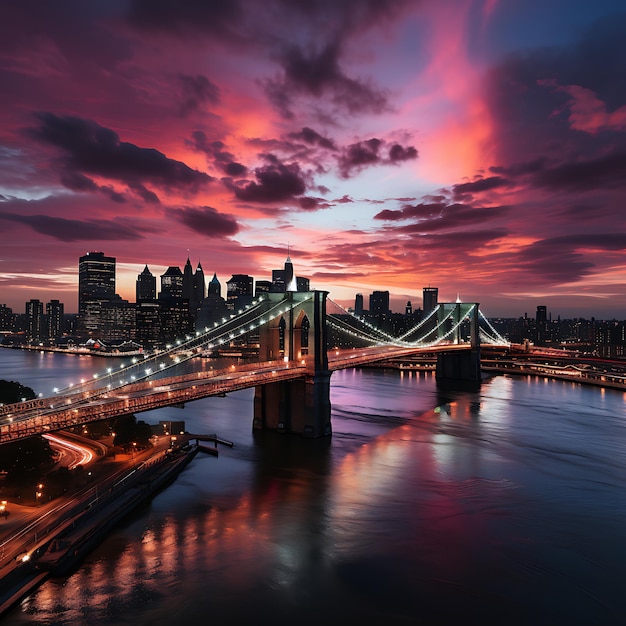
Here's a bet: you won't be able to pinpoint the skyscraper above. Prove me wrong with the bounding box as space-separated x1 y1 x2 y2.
46 299 64 340
369 291 390 317
78 252 116 317
226 274 254 311
355 293 364 315
422 287 438 315
26 299 43 343
160 266 184 299
207 273 221 297
78 252 119 337
136 265 156 302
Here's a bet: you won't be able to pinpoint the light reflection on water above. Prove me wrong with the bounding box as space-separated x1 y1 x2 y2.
1 351 626 625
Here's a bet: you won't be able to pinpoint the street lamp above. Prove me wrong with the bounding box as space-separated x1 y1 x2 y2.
35 484 43 506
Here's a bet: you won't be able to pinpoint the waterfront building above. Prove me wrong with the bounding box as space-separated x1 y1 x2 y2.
0 304 14 332
25 299 43 343
135 300 160 348
100 300 136 343
46 299 64 341
77 252 121 338
78 252 116 316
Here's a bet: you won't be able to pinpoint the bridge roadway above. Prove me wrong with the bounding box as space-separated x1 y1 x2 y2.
0 344 469 444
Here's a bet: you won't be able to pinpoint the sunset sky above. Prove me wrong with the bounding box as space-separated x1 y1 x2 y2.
1 0 625 318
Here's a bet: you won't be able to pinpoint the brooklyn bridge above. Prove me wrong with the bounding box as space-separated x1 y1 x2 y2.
0 290 509 444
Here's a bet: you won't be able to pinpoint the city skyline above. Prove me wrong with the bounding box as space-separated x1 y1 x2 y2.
1 1 625 318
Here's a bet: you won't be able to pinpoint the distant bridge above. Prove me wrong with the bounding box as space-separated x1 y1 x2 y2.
1 291 509 443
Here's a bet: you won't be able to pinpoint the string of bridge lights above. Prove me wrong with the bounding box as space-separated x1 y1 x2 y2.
479 310 510 345
327 304 476 349
328 300 459 347
50 294 313 400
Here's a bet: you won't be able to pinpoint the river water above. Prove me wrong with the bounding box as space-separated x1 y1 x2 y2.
1 349 626 625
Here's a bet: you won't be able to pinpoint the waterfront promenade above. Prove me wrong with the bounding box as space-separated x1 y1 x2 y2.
0 433 226 617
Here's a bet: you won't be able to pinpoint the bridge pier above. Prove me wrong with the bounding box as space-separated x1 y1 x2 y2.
435 302 482 390
252 371 331 437
253 290 332 437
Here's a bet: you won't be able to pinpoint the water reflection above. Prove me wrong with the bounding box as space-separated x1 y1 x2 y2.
2 361 626 624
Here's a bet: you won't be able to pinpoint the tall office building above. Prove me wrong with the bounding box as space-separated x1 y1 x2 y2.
26 299 43 343
226 274 254 311
355 293 364 315
182 258 205 311
207 273 221 297
369 291 390 317
136 265 156 302
536 305 548 345
255 280 272 298
78 252 119 336
271 255 302 292
78 252 116 316
160 266 184 299
194 262 205 304
196 273 228 331
422 287 438 315
46 299 64 340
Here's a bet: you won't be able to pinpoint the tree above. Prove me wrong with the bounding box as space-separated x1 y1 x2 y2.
0 380 55 482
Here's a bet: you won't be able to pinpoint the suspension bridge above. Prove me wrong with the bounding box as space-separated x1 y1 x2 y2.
0 290 508 443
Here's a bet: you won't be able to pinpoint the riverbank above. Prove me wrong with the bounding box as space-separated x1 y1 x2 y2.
0 434 231 618
0 345 145 359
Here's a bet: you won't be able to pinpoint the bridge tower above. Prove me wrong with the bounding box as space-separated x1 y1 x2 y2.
253 290 331 437
435 302 481 389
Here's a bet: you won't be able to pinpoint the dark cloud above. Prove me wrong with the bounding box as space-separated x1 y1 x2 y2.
453 176 511 199
338 138 417 177
388 144 418 162
298 196 331 211
167 206 239 237
60 171 127 203
485 14 626 170
189 131 248 177
265 40 389 118
231 155 306 203
26 113 212 194
333 194 354 203
127 0 243 38
374 201 510 233
288 126 337 150
178 74 220 116
0 212 150 242
532 150 626 192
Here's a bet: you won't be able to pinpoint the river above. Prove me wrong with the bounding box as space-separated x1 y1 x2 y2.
1 348 626 625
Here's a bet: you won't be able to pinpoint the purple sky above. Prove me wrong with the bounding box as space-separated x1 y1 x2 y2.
1 0 625 318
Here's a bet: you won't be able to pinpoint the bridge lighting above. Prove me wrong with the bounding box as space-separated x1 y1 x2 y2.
80 379 85 384
131 375 136 381
145 368 152 375
160 363 165 369
21 397 26 402
107 368 112 374
132 358 138 364
93 374 98 379
53 387 59 393
176 340 181 345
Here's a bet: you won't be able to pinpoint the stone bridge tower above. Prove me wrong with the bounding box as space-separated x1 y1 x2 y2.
253 290 331 437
